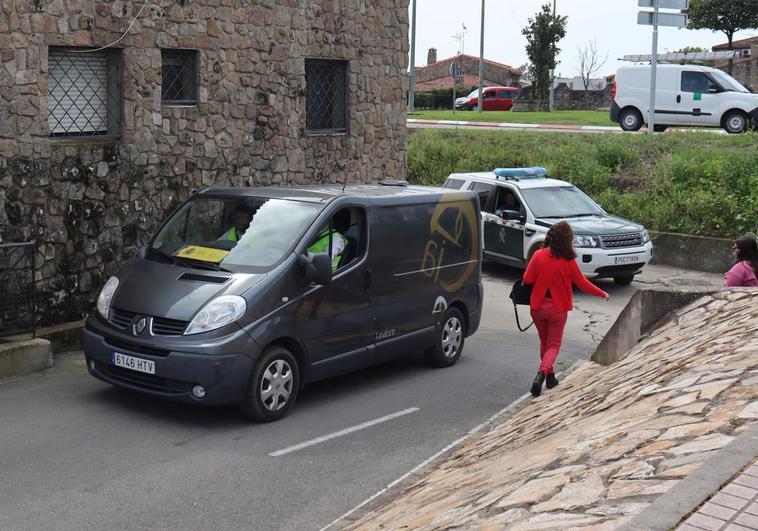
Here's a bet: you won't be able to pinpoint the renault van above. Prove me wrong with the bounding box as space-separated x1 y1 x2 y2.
611 64 758 133
83 184 482 421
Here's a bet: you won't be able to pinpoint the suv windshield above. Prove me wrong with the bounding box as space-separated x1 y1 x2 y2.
711 70 750 93
467 89 479 98
149 196 321 272
521 186 603 218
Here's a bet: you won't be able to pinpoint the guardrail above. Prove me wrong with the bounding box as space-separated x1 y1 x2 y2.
0 242 36 338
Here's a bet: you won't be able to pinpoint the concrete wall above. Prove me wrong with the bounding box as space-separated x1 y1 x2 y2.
650 231 733 274
0 0 409 325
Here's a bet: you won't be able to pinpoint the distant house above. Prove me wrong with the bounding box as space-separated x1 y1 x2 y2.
414 49 522 91
712 36 758 90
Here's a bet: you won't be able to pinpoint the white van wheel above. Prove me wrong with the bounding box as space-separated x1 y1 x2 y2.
424 307 465 368
619 108 643 132
723 111 748 134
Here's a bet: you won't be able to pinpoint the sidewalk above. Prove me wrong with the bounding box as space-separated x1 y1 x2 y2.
679 461 758 530
407 117 619 132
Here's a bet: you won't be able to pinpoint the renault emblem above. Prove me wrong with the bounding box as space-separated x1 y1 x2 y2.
134 317 147 335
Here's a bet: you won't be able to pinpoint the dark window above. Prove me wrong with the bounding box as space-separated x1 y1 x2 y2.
306 59 348 132
443 178 465 189
47 47 122 138
468 182 496 212
498 90 509 99
308 207 366 271
681 71 712 93
483 90 496 99
494 186 523 215
162 49 198 104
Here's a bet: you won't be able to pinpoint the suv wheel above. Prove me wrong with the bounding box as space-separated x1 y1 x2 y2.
424 307 465 368
619 108 643 132
723 111 748 134
613 275 635 286
241 346 300 422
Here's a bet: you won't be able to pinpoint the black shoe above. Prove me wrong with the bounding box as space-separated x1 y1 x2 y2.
531 372 545 397
546 372 559 389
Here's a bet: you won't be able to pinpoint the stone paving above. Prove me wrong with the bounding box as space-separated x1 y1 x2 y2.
679 460 758 531
345 290 758 530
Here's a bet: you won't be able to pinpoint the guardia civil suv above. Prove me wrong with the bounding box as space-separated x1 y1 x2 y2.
443 167 653 285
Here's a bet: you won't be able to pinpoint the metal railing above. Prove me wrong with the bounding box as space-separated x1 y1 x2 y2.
0 242 36 338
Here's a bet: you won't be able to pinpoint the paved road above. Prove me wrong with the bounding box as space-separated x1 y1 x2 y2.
0 265 721 531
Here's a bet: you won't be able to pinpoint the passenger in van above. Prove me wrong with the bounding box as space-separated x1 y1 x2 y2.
308 209 349 271
219 205 253 242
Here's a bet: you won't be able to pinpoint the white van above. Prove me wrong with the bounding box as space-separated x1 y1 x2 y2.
611 64 758 133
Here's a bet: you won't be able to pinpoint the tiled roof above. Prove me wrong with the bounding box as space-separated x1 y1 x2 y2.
712 36 758 50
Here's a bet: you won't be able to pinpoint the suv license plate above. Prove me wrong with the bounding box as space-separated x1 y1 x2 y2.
112 352 155 375
614 255 640 265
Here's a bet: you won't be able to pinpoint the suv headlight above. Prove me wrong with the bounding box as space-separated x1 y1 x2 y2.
641 229 650 243
573 235 601 248
96 276 119 320
185 295 247 335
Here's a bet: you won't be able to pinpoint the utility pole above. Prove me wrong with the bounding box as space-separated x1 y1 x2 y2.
477 0 485 113
648 0 659 135
548 0 556 111
408 0 417 114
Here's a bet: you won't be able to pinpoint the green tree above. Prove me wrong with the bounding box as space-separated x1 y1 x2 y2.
687 0 758 72
522 4 568 105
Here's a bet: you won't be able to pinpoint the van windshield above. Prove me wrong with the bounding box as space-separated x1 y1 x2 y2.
149 196 321 272
711 70 750 93
521 186 603 219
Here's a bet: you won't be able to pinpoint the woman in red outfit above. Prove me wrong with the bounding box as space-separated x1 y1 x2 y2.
523 221 609 397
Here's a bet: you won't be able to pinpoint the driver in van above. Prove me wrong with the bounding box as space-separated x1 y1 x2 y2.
219 205 252 242
308 209 349 271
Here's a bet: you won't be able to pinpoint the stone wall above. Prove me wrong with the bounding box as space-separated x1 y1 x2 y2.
554 83 611 111
0 0 409 325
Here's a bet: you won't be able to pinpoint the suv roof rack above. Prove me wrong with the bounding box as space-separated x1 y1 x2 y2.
379 180 409 187
492 167 548 181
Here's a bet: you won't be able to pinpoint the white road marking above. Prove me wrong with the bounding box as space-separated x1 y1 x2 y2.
269 407 420 457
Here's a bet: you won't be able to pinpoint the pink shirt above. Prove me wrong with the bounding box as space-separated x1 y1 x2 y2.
724 261 758 287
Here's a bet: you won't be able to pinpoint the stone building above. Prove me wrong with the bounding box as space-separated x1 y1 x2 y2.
0 0 409 325
414 51 521 91
712 37 758 91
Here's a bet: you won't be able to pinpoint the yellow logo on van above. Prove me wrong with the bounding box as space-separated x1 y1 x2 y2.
175 245 230 264
421 195 479 293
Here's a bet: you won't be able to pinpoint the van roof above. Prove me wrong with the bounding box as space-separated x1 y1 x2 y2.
200 184 460 204
448 171 573 189
617 64 715 73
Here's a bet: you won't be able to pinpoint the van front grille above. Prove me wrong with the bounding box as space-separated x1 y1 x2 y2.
601 233 643 248
151 317 188 336
109 308 138 329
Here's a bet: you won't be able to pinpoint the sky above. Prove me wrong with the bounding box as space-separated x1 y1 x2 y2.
409 0 757 78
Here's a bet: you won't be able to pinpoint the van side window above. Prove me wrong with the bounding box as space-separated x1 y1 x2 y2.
468 182 496 213
681 71 712 93
498 90 508 99
494 187 524 217
483 91 496 99
444 178 465 189
308 207 366 271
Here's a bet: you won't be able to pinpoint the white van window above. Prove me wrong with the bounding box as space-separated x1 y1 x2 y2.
681 71 712 93
711 70 750 93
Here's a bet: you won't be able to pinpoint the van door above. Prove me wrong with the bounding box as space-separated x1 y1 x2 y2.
297 206 375 379
482 89 497 110
679 70 721 126
653 68 683 125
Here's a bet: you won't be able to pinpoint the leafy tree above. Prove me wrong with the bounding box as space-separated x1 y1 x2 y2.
522 4 568 105
687 0 758 72
674 46 709 53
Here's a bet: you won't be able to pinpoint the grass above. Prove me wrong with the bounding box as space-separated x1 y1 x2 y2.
407 129 758 238
410 110 615 127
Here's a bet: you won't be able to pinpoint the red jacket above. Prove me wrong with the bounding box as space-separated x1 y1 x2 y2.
523 248 607 312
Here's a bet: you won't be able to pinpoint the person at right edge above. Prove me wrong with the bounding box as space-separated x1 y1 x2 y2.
523 221 610 397
723 234 758 288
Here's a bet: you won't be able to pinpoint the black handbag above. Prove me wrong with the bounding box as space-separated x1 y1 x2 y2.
509 279 534 332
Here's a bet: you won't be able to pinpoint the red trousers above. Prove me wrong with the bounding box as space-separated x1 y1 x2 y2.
530 298 568 375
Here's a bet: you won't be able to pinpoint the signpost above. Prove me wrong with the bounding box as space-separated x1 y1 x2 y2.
637 0 689 135
450 62 463 117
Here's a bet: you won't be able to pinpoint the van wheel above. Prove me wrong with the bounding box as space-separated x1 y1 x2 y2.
241 346 299 422
424 307 466 368
614 275 635 286
619 108 643 132
723 111 748 134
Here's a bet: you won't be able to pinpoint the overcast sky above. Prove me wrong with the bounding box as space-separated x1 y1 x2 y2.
409 0 757 77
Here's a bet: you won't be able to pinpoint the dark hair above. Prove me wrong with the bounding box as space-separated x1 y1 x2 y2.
735 234 758 274
544 221 577 260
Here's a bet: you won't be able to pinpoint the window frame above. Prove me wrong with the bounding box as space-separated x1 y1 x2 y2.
305 58 349 135
161 49 199 106
468 181 496 213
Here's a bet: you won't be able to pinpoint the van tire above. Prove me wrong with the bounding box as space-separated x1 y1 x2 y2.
619 108 643 132
424 307 466 368
613 275 635 286
723 111 748 134
240 346 300 422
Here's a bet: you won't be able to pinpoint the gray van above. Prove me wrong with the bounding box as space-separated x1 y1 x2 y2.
83 184 483 421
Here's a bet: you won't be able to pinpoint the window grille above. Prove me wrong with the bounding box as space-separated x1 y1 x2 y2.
48 48 122 137
162 49 198 105
305 59 348 133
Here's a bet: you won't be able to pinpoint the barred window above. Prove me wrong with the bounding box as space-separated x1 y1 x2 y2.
305 59 348 133
47 48 122 138
162 49 198 105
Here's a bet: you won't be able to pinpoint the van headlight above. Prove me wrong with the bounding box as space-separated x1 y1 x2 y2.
184 295 247 335
96 276 119 320
641 229 650 243
573 235 601 248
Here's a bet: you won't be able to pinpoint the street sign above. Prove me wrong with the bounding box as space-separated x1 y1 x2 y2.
449 62 462 79
637 11 688 28
638 0 688 9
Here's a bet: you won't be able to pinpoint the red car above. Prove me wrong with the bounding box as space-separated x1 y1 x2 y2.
455 86 520 111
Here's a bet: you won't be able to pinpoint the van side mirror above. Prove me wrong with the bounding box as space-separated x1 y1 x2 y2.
708 84 720 94
502 210 525 223
300 253 333 286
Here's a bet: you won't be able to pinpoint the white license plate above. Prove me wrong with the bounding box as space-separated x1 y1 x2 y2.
614 255 640 265
112 352 155 375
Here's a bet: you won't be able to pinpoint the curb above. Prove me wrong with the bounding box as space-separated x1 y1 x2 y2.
322 360 591 530
407 118 618 132
624 422 758 531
